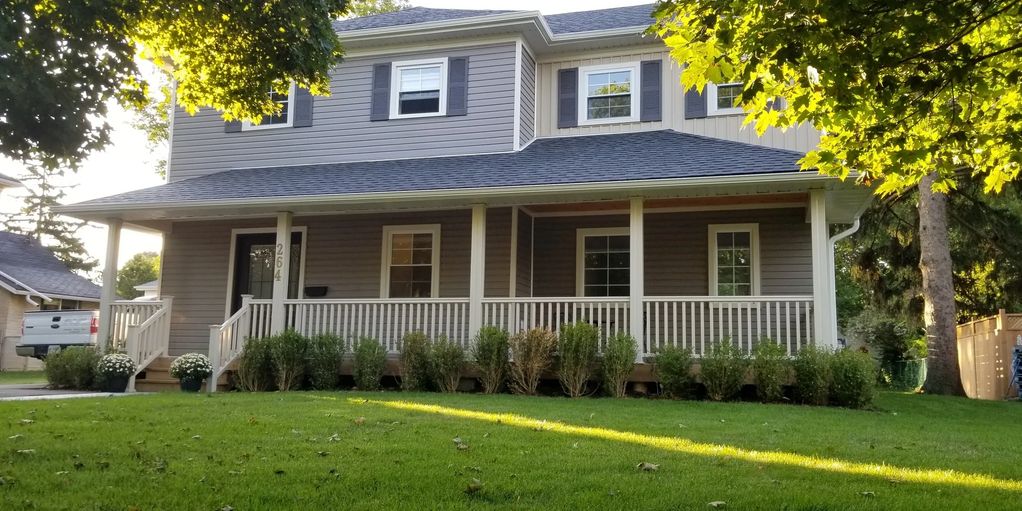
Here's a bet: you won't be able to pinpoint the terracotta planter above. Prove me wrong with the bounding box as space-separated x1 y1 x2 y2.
179 378 204 392
101 375 130 393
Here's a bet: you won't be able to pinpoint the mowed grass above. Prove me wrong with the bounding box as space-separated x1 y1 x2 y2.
0 371 45 385
1 392 1020 510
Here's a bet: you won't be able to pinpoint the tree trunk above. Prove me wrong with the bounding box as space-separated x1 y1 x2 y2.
918 172 965 396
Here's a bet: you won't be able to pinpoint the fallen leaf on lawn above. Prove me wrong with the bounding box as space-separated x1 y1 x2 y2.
19 419 34 425
453 436 463 444
248 417 258 425
327 433 340 442
16 449 35 455
316 451 330 457
353 417 365 425
73 461 84 470
636 462 659 472
860 491 876 497
8 434 23 440
464 478 483 495
572 442 579 449
457 443 470 451
55 471 69 476
708 501 726 508
222 506 234 511
191 435 202 440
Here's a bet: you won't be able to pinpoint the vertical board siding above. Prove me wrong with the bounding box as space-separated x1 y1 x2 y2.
516 210 534 296
169 43 518 183
519 47 537 147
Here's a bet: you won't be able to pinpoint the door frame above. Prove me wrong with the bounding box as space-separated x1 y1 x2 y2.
223 226 308 320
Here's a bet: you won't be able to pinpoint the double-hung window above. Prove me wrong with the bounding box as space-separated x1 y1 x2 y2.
578 63 640 125
390 58 447 118
381 225 441 298
708 224 760 296
242 83 295 130
577 228 630 297
707 82 744 116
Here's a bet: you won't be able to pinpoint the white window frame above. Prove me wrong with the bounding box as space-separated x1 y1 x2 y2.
708 223 761 296
380 224 442 298
706 82 745 116
242 82 297 131
390 58 448 120
575 227 630 297
223 226 308 319
577 62 641 126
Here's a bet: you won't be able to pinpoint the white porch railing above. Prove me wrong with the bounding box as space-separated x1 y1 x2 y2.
643 296 814 356
109 301 165 351
481 297 631 341
124 297 173 391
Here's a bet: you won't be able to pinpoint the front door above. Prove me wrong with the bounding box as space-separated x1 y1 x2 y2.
231 232 303 313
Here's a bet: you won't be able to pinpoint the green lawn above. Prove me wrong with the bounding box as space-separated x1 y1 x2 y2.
1 391 1019 510
0 370 45 385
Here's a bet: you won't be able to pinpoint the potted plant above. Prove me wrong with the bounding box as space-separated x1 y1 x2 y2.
848 309 927 391
170 353 213 392
96 353 136 393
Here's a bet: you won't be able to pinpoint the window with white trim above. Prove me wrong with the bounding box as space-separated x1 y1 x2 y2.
381 225 441 298
577 228 630 297
578 63 640 125
242 83 295 130
707 82 744 116
390 58 447 118
708 224 760 296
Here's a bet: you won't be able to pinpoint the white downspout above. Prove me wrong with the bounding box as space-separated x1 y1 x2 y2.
0 269 51 306
827 197 872 345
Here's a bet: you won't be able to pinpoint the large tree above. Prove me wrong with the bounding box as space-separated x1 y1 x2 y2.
116 252 160 299
2 0 349 168
654 0 1022 395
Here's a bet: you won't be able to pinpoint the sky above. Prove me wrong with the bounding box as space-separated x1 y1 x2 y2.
0 0 647 275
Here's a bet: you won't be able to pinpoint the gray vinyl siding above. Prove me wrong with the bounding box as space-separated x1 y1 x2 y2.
519 46 536 147
532 208 811 297
516 210 533 296
168 43 518 183
485 207 512 297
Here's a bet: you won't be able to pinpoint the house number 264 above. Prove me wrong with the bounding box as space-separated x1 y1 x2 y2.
274 243 285 282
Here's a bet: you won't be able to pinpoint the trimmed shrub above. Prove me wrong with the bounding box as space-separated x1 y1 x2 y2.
471 326 509 394
236 337 274 391
556 322 600 397
306 334 345 390
431 336 465 393
847 308 922 363
793 346 832 405
602 333 637 398
830 349 876 408
753 340 789 403
399 331 435 391
268 329 309 391
45 346 100 390
353 337 386 391
653 345 693 398
508 328 557 395
700 339 749 401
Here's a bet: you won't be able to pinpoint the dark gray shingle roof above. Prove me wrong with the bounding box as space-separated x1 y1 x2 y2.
0 232 102 300
333 7 517 32
68 131 805 209
545 4 655 34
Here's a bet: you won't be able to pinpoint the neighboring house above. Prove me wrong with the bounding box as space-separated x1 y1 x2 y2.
0 232 102 370
133 280 160 301
60 5 872 390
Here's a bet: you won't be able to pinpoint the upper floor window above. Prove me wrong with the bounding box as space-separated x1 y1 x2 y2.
578 63 640 125
708 224 760 296
242 83 296 130
576 228 630 297
707 82 744 116
390 58 448 119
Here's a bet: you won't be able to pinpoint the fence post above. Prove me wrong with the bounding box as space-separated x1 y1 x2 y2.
208 325 221 393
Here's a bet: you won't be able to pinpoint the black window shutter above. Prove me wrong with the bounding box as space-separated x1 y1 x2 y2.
639 60 662 122
224 120 241 133
684 85 708 119
557 68 578 129
292 87 314 127
447 57 469 116
370 63 391 121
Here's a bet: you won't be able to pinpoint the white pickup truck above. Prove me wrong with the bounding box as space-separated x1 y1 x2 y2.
15 310 99 359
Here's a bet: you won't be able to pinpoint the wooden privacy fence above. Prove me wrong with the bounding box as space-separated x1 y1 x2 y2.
957 309 1022 400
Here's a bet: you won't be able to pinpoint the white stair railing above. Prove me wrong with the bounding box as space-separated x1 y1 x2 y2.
208 295 254 392
109 301 165 351
124 297 173 391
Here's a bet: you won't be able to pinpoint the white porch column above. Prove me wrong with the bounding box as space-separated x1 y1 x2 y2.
270 211 293 334
809 189 836 348
97 219 122 352
629 197 645 362
469 204 487 339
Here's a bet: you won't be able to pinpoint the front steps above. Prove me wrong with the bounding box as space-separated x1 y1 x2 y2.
134 356 229 392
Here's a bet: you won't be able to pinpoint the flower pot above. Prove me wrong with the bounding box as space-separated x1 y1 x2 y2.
101 375 130 393
179 378 204 392
884 358 927 391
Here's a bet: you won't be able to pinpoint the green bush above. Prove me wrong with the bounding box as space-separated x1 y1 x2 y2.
793 346 832 405
700 339 748 401
306 334 345 390
753 340 789 403
45 346 100 390
830 349 876 408
268 329 309 391
353 337 386 391
508 328 557 395
556 322 600 397
431 336 465 393
602 333 637 398
847 308 925 363
235 337 274 391
653 345 693 398
471 326 509 394
399 331 435 391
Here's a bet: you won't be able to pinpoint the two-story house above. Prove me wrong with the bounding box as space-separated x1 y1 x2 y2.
61 4 871 390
